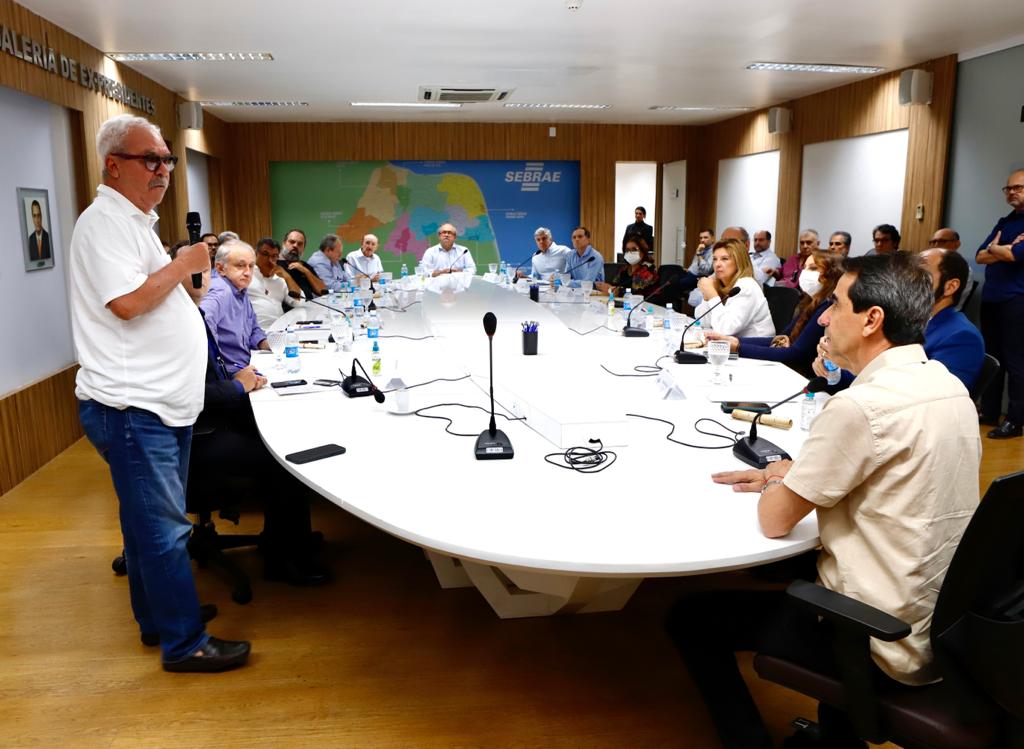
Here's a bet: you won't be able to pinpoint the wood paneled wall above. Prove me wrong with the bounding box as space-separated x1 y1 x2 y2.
688 55 958 258
223 122 690 260
0 366 81 495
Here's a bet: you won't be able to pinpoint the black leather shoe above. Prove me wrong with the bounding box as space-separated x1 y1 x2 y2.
264 558 331 587
162 636 251 673
988 421 1023 439
141 603 219 647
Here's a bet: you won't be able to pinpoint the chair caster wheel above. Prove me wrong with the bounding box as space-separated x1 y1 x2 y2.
232 586 252 605
112 555 127 576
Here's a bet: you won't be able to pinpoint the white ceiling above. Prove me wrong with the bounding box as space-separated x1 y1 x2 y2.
19 0 1024 125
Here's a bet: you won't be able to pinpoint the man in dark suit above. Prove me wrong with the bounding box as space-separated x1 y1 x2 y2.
27 200 51 262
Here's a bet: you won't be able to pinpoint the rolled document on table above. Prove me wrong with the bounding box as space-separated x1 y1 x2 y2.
731 409 792 430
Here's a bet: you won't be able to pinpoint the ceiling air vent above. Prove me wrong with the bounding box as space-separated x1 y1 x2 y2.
419 86 515 104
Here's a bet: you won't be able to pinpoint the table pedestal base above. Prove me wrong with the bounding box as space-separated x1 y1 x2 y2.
424 550 641 619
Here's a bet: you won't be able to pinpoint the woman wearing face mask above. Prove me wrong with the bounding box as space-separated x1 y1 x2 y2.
705 251 844 376
595 234 659 298
692 239 775 337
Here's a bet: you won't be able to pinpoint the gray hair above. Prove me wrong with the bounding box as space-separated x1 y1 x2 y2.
800 228 820 240
96 114 163 177
534 227 552 240
217 230 240 244
214 239 255 267
319 234 342 252
830 231 852 247
725 226 750 243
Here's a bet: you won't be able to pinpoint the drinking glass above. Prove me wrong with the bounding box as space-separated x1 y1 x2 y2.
488 262 498 274
266 330 287 370
707 340 730 385
581 280 593 295
330 313 350 352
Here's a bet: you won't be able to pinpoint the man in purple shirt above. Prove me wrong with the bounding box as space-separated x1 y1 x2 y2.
200 240 270 373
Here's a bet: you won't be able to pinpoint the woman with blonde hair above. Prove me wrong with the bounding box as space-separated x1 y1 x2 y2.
693 239 774 337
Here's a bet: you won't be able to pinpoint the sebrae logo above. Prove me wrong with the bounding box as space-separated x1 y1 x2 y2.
505 162 562 193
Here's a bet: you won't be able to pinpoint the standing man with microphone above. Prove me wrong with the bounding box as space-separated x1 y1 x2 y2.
69 114 250 673
422 223 476 276
666 254 980 748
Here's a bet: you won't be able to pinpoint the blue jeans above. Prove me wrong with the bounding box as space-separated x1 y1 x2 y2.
79 400 208 662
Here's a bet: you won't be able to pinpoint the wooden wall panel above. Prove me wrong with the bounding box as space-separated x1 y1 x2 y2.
223 122 690 261
690 55 956 259
0 366 81 495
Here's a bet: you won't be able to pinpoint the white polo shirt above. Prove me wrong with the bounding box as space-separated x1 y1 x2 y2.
421 243 476 274
247 267 304 330
69 185 206 427
345 249 384 281
530 243 571 277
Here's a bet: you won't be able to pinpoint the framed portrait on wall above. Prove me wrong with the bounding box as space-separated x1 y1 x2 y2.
18 187 55 272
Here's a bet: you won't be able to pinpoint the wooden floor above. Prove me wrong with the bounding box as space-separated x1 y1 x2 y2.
0 430 1019 749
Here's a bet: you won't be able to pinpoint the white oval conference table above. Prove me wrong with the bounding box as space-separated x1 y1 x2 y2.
250 275 819 618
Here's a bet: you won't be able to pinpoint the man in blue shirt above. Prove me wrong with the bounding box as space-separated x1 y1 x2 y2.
977 169 1024 439
307 234 348 292
566 225 604 286
200 241 270 374
921 248 985 390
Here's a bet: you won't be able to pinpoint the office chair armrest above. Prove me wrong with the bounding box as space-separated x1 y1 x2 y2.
786 580 912 642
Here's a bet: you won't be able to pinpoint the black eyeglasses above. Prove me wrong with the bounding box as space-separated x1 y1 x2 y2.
111 153 179 172
1002 184 1024 195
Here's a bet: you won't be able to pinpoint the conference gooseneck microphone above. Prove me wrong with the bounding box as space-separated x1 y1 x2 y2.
732 376 828 469
621 276 677 338
563 254 595 277
674 286 742 363
445 248 469 275
474 312 514 460
341 358 386 402
512 249 542 278
185 211 203 289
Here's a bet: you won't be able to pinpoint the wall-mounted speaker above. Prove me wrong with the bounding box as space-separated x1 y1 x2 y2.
768 107 792 134
899 69 933 106
177 101 203 130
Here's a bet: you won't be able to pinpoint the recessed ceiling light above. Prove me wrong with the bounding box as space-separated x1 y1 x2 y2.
649 106 753 112
746 62 883 74
107 52 273 62
350 101 463 109
503 103 610 110
199 101 308 107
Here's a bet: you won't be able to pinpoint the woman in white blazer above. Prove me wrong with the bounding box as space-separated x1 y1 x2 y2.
693 239 775 338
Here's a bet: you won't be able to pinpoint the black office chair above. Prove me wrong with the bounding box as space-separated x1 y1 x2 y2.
970 353 1000 405
960 280 980 312
604 262 621 286
753 470 1024 748
763 285 802 335
650 263 685 307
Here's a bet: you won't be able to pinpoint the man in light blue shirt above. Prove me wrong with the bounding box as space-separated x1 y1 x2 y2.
527 227 571 278
749 229 781 285
307 234 347 292
566 225 604 286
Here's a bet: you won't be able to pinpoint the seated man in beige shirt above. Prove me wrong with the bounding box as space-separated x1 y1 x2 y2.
666 253 981 749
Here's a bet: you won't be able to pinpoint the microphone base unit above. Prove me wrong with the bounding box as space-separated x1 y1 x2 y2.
342 375 373 398
732 437 791 470
674 349 707 364
474 429 514 460
622 326 650 338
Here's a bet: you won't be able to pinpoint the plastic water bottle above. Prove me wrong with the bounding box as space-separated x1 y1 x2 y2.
623 288 633 319
664 303 674 332
367 310 380 340
371 340 382 376
645 304 655 331
607 289 615 317
692 319 705 347
500 260 508 278
353 295 364 327
800 392 817 430
378 276 388 307
284 325 300 373
824 358 841 386
400 263 409 280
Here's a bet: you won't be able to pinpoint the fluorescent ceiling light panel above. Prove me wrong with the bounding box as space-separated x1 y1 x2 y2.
199 101 308 107
350 101 463 109
649 106 753 112
746 62 883 74
107 52 273 62
503 102 610 109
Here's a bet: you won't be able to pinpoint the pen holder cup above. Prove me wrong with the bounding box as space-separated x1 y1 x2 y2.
529 284 540 302
522 331 538 356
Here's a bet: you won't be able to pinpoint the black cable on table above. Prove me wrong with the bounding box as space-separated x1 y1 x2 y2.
544 438 617 473
413 403 526 438
381 374 471 394
626 413 742 449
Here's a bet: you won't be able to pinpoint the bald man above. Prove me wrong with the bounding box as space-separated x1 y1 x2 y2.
345 233 384 283
421 223 476 276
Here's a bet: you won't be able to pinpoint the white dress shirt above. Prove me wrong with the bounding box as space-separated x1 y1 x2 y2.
345 250 385 282
421 243 476 274
247 267 304 330
692 276 775 337
749 249 782 285
530 243 571 277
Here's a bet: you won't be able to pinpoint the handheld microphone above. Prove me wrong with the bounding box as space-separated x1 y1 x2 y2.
185 211 203 289
474 312 514 460
732 376 828 469
674 286 741 363
340 358 385 402
621 276 677 337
